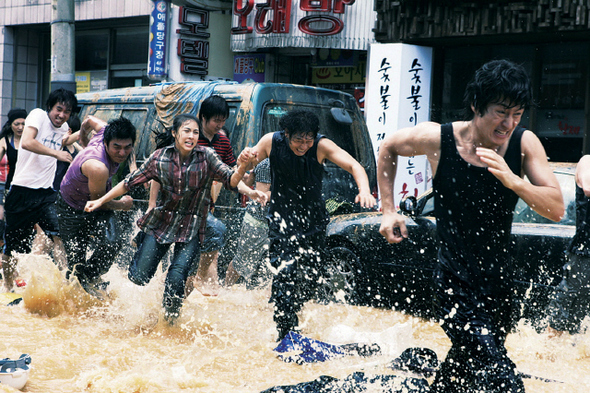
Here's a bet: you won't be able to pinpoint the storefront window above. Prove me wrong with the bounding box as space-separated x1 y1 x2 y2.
75 25 149 93
441 45 534 125
441 43 589 162
112 28 149 65
76 31 108 71
536 43 587 145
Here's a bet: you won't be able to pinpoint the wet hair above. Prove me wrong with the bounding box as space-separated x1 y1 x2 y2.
0 108 28 139
155 113 200 149
67 113 81 133
104 117 136 146
46 88 78 113
198 95 229 122
279 110 320 139
463 59 532 120
7 108 27 125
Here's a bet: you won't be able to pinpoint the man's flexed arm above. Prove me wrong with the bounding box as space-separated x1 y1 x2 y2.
575 155 590 196
477 130 564 222
84 159 133 211
21 126 73 163
79 115 106 147
378 122 441 244
318 138 375 209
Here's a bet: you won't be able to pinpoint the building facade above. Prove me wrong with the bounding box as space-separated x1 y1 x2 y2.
0 0 376 122
0 0 154 120
0 0 242 121
229 0 375 101
374 0 590 162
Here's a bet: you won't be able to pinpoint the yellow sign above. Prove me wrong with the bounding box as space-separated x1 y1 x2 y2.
311 61 366 85
75 72 91 94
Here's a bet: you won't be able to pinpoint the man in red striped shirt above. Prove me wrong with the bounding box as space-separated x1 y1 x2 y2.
191 95 236 296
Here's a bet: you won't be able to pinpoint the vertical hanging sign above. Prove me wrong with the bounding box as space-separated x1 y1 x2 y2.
365 43 433 208
148 0 169 80
176 6 210 76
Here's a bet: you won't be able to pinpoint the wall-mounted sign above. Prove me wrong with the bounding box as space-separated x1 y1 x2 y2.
234 54 266 82
312 49 355 67
311 60 366 84
148 0 168 80
75 72 90 93
365 43 433 208
176 6 210 76
75 71 107 94
536 109 585 138
231 0 376 52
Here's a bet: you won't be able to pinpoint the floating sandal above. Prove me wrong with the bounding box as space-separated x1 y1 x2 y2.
0 354 32 390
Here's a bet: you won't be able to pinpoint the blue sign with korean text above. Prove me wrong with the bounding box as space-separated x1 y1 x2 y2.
148 0 168 80
233 54 266 83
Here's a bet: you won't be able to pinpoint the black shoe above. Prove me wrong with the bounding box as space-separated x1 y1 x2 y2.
80 278 109 300
81 282 106 300
164 310 179 326
276 326 301 342
389 347 439 378
163 297 182 326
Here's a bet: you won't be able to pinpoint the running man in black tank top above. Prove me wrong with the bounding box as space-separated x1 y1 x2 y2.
249 110 376 341
378 60 564 392
548 154 590 335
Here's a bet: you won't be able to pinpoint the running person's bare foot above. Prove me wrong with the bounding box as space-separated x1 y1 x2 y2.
195 277 220 296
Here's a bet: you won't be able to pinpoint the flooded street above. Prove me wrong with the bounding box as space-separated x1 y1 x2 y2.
2 254 590 392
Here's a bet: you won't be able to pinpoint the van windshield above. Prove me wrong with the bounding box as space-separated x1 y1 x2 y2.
261 104 365 162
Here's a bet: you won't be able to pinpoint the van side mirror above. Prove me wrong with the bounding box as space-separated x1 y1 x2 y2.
399 196 418 217
329 99 353 125
330 107 353 125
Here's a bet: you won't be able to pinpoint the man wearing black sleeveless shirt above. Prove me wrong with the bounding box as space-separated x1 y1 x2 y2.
548 154 590 335
378 60 564 392
250 110 376 341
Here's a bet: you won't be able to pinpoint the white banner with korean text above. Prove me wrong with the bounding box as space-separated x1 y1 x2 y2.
365 43 433 209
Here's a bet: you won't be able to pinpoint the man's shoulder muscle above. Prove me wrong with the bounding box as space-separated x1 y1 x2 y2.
391 122 441 156
81 158 109 180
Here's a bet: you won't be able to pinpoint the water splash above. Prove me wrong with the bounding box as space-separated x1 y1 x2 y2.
2 254 590 392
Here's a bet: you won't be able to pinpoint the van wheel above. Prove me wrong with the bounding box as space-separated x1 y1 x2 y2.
318 247 361 305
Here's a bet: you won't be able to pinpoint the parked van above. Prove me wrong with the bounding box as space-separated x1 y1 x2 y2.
76 81 377 288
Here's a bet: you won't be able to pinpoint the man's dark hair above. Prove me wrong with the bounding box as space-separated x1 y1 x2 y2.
104 117 136 145
67 113 81 133
463 59 532 120
46 88 78 113
280 110 320 139
198 95 229 122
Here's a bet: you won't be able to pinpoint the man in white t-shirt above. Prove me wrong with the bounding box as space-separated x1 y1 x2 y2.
1 88 78 292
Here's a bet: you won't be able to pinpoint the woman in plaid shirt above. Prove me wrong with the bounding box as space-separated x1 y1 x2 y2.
85 113 258 324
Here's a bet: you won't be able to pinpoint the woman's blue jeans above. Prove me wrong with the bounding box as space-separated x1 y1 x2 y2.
128 233 201 322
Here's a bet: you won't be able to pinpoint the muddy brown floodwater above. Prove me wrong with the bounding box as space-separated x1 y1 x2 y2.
2 254 590 392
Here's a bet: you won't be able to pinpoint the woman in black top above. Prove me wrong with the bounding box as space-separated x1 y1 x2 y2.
0 108 27 192
0 108 27 243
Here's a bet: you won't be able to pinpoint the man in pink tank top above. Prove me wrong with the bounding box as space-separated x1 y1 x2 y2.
57 115 136 297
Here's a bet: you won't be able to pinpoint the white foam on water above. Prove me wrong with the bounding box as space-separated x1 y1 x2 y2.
3 253 590 392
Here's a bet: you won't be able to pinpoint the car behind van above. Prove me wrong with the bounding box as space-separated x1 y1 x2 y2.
76 81 377 291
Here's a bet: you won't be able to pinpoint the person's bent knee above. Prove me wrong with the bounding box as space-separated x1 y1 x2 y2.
201 215 226 252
